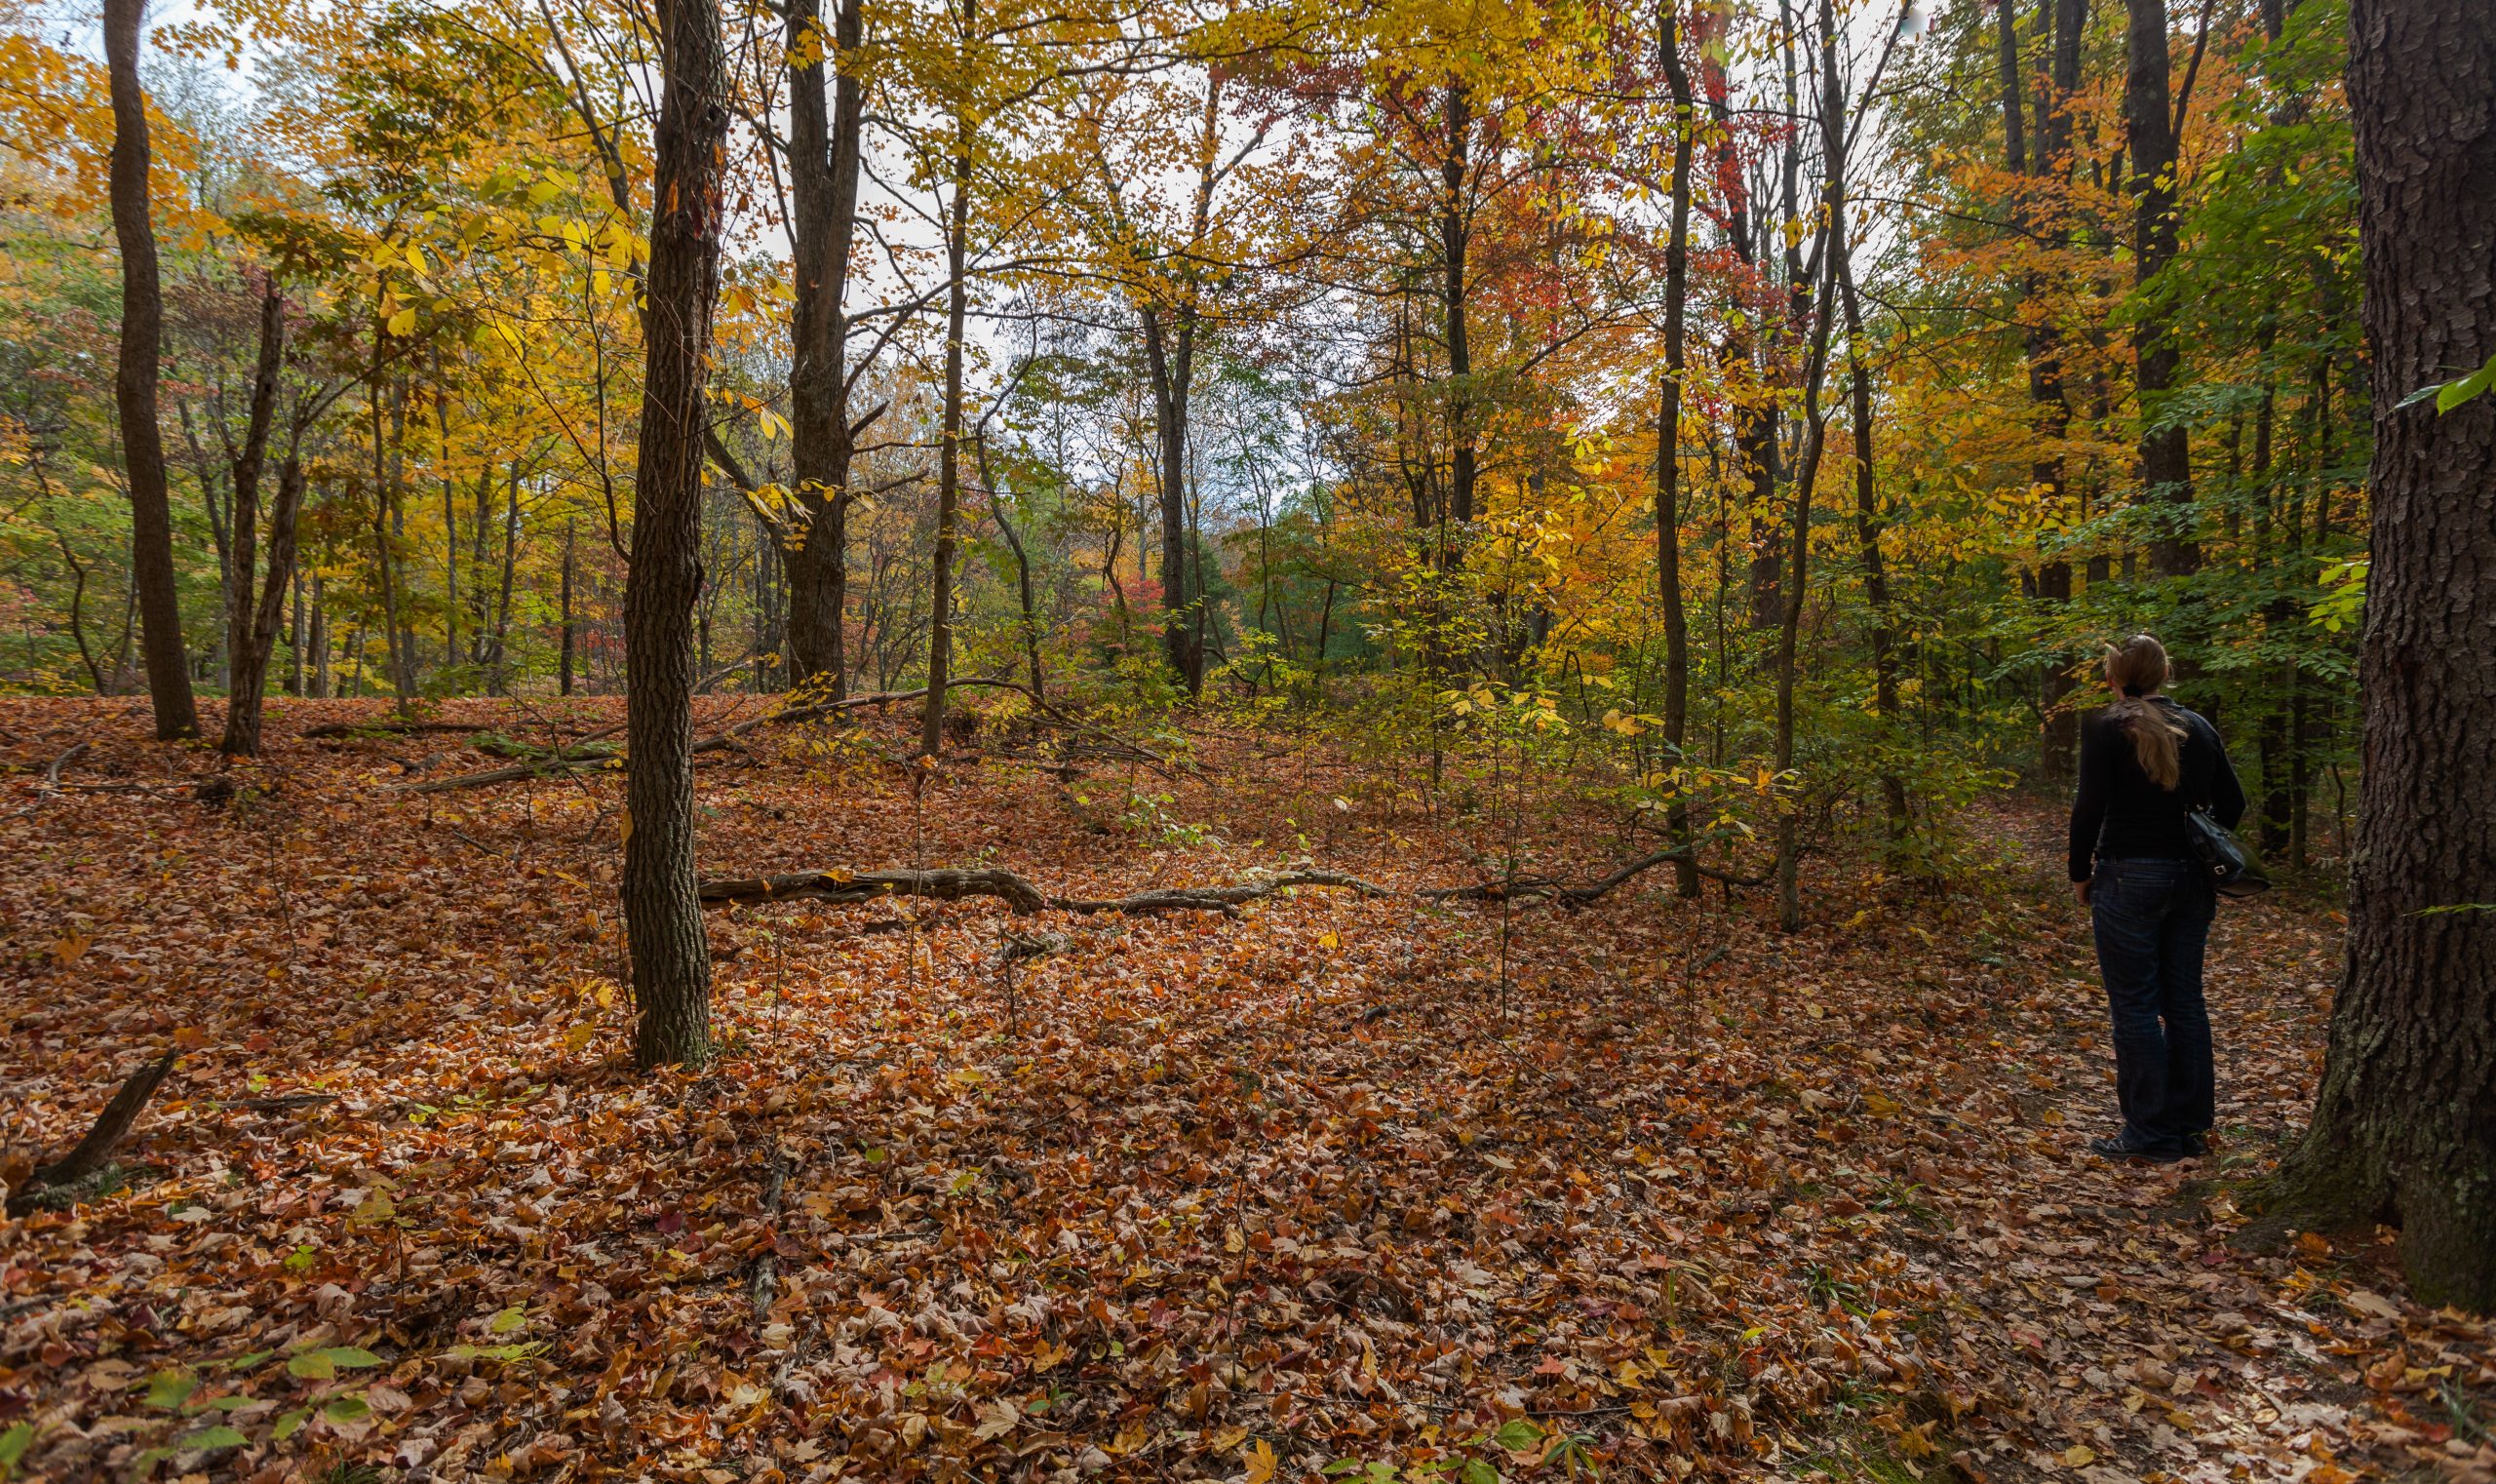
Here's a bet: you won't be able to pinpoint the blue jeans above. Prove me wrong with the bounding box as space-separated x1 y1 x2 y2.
2089 857 2216 1153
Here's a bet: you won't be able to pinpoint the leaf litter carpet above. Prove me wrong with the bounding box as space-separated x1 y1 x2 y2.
1 698 2488 1484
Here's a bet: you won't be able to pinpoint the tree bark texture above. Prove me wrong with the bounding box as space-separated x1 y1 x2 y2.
2126 0 2199 576
103 0 197 741
784 0 866 694
623 0 727 1070
1657 9 1699 897
2266 0 2496 1313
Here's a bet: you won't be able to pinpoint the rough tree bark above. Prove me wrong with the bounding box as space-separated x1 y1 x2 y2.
2258 0 2496 1313
2126 0 2199 576
622 0 727 1070
102 0 197 741
783 0 867 694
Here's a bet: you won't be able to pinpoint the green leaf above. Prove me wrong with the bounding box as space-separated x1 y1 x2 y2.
272 1408 312 1441
175 1425 248 1453
2437 365 2495 412
286 1351 335 1381
320 1347 384 1369
1460 1462 1502 1484
1493 1420 1543 1452
143 1370 200 1411
0 1421 32 1475
323 1394 372 1424
221 1349 275 1372
488 1307 528 1335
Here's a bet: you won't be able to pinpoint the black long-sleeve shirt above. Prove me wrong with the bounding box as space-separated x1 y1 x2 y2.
2067 698 2247 881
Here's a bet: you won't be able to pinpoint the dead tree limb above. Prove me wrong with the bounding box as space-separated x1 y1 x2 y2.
699 866 1390 918
6 1048 177 1216
1421 849 1774 905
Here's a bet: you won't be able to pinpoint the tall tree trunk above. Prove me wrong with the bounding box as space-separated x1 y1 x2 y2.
622 0 726 1071
921 89 972 760
2261 0 2496 1311
102 0 196 740
2126 0 2198 576
1441 82 1475 531
1657 5 1699 898
783 0 866 695
2008 0 2086 780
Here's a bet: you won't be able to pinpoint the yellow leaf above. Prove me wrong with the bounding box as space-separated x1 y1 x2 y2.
2060 1444 2096 1468
1241 1438 1279 1484
386 307 417 336
565 1025 595 1052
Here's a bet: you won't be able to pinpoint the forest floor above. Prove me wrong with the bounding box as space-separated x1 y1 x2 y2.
1 696 2490 1484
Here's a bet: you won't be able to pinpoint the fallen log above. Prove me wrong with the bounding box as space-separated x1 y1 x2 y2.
6 1048 177 1217
698 866 1391 918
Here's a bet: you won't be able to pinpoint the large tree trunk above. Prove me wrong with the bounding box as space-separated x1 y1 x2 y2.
783 0 866 695
622 0 726 1071
102 0 197 741
1656 7 1699 898
2126 0 2198 576
2262 0 2496 1313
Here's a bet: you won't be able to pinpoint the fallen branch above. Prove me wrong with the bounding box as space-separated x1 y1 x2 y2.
20 740 89 814
304 719 488 740
1421 848 1775 905
6 1048 177 1217
699 865 1390 918
748 1143 790 1326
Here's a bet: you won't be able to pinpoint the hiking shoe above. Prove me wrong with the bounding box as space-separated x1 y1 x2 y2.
2088 1135 2187 1165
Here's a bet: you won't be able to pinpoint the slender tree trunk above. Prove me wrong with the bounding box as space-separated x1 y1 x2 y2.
1657 7 1700 898
978 437 1045 701
1774 0 1849 932
622 0 726 1070
1837 246 1908 840
921 82 972 760
221 450 304 757
2126 0 2198 575
2260 0 2496 1312
103 0 196 740
217 285 285 754
560 519 578 696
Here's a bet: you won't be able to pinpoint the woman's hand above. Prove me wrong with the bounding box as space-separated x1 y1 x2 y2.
2072 879 2092 907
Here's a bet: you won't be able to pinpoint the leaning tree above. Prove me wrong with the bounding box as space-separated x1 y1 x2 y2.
2263 0 2495 1311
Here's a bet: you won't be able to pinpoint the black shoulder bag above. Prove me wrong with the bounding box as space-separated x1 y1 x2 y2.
2179 736 2269 898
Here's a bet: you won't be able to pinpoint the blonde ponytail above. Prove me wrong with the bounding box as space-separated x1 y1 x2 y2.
2106 634 2184 790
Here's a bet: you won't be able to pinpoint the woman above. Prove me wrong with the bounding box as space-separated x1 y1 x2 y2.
2068 634 2248 1164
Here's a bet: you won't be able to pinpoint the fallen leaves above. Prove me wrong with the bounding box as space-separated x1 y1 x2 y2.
0 698 2488 1484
